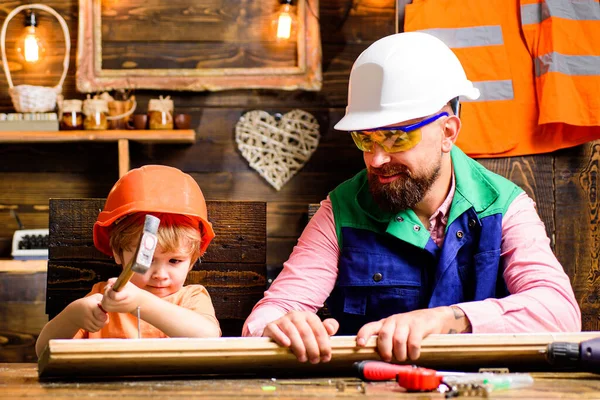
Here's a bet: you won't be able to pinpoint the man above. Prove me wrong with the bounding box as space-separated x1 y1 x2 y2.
242 32 581 364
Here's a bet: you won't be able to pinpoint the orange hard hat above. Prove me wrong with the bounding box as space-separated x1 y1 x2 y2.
93 165 215 256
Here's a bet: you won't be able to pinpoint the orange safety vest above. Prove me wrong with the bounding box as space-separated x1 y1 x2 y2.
404 0 600 158
519 0 600 155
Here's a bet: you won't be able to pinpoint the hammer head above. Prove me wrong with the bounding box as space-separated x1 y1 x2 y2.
131 214 160 274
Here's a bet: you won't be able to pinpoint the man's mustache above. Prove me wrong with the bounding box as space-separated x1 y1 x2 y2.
369 164 411 177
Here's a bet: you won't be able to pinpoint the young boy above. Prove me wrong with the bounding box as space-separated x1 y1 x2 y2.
36 165 221 357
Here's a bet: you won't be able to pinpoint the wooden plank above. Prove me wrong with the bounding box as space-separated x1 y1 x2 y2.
555 141 600 332
0 130 196 143
38 332 600 379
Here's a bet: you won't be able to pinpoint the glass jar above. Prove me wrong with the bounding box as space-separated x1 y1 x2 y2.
60 99 84 130
148 110 173 130
83 98 109 130
148 96 174 130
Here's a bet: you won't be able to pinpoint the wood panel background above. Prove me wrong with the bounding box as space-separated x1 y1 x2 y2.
1 0 599 361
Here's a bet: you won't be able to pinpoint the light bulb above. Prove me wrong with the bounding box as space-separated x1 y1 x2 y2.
277 4 293 40
16 10 46 64
274 1 295 41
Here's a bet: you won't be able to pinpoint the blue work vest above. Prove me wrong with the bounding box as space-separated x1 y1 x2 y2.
327 147 523 334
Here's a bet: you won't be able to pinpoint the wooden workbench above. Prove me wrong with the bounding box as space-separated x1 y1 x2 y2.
2 363 600 399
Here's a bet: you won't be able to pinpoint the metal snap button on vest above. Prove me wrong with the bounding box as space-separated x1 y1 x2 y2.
413 225 420 231
456 231 464 239
468 219 477 228
396 216 404 222
373 273 383 282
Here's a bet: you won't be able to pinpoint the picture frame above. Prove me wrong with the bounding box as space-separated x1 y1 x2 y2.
76 0 322 92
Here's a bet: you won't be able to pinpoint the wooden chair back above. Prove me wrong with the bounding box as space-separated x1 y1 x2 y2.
46 198 267 337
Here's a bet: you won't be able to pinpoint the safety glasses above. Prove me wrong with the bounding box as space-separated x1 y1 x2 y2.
350 112 449 153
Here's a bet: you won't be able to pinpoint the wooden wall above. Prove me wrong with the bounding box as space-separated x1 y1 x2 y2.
1 0 599 357
0 0 395 265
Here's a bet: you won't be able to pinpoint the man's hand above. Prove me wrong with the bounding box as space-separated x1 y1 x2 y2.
356 306 471 362
70 293 109 333
101 278 145 314
263 311 340 364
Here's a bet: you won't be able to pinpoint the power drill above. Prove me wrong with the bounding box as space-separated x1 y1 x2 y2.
546 336 600 372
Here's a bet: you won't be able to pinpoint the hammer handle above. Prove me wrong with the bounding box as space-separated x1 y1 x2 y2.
112 267 135 292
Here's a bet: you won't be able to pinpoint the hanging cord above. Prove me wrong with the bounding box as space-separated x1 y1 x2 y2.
10 209 24 230
305 0 319 21
334 0 357 31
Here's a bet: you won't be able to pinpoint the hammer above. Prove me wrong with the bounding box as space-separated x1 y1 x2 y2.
98 214 160 317
112 214 160 291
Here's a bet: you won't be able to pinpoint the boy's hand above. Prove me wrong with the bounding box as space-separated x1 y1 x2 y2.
71 293 109 333
101 278 145 314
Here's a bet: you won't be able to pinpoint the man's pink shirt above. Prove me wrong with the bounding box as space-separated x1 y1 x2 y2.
243 182 581 336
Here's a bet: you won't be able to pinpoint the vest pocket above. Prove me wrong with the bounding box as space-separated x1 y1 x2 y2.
336 245 425 318
342 286 422 317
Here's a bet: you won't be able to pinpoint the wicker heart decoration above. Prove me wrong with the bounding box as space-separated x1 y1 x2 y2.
235 109 320 191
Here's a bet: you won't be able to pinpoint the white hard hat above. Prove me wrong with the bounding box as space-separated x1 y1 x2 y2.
334 32 480 131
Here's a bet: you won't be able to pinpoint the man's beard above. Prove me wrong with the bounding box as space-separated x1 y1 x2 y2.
368 159 441 214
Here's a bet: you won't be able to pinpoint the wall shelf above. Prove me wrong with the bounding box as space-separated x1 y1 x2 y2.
0 130 196 177
0 259 47 273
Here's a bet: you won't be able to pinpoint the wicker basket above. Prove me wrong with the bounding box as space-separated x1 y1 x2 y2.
1 4 70 113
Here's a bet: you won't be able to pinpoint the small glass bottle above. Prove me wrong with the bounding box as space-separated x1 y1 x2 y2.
60 99 83 130
83 98 108 130
148 96 174 130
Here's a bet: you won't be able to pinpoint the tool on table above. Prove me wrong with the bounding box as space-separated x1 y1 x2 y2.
546 335 600 372
353 360 534 393
98 214 160 339
354 360 441 391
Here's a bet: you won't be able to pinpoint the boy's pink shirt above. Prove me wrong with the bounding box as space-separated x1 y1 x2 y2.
243 182 581 337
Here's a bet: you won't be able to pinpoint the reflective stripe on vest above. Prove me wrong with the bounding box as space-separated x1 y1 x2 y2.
416 26 515 103
520 0 600 127
521 0 600 24
535 52 600 77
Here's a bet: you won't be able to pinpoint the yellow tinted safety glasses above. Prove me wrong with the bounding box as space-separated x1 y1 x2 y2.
350 111 449 153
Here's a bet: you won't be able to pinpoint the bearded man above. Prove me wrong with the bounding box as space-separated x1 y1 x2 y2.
242 32 581 364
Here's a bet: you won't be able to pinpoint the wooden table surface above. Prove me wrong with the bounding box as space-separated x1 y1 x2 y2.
1 363 600 399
